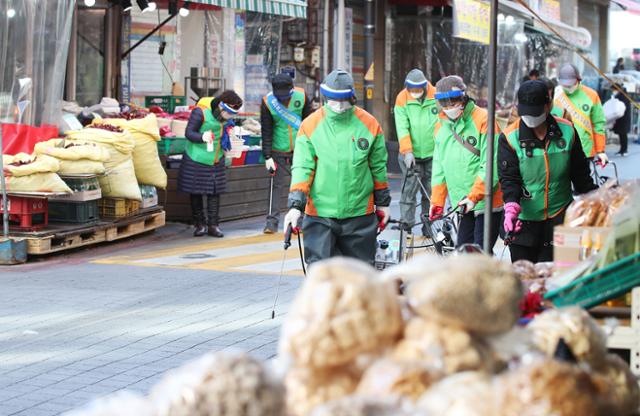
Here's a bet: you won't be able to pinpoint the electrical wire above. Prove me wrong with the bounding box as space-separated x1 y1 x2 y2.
157 9 174 84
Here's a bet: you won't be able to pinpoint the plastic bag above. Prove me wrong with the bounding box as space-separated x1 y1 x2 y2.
279 257 403 369
603 96 626 125
1 124 59 155
417 372 499 416
356 358 443 401
95 114 167 189
311 396 425 416
2 153 60 177
497 359 603 416
149 351 285 416
392 317 497 375
286 365 361 416
62 391 152 416
391 254 523 335
65 127 141 200
527 307 607 367
564 181 632 227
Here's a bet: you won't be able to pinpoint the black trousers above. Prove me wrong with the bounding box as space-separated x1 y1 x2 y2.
302 214 378 265
456 211 502 251
266 152 292 225
190 194 221 226
509 213 565 263
619 132 628 154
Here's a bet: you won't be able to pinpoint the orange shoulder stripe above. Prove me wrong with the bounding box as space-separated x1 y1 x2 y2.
354 107 383 137
553 116 573 128
503 119 520 136
470 106 488 134
581 85 600 104
433 121 442 137
426 83 437 100
395 89 409 107
298 108 325 139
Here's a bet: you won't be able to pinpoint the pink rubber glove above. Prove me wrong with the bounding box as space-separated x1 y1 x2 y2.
503 202 523 234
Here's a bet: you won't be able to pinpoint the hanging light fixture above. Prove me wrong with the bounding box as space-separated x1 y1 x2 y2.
147 1 157 11
179 1 190 17
136 0 151 12
122 0 133 11
7 8 16 18
84 0 96 6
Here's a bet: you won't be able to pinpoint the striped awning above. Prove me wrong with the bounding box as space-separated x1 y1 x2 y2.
188 0 307 18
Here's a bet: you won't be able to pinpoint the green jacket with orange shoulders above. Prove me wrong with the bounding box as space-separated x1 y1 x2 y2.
394 84 439 159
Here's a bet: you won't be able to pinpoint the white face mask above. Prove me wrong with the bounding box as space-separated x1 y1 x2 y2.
327 100 353 114
563 83 578 95
410 91 424 99
443 105 463 120
521 113 547 128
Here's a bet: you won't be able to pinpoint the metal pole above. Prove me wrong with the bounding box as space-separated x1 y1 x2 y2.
0 128 8 239
323 0 330 77
363 0 375 112
483 0 498 254
337 0 346 69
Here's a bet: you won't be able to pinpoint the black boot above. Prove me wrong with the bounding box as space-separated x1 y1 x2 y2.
206 195 224 238
190 194 207 237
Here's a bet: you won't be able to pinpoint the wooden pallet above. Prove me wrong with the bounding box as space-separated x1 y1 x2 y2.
21 209 166 255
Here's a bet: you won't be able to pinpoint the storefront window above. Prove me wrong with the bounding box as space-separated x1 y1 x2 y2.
75 8 106 107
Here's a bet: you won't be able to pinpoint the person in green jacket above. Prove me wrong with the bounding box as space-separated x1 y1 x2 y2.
260 73 312 234
285 69 391 265
394 69 439 235
499 80 597 262
552 64 608 165
429 75 504 250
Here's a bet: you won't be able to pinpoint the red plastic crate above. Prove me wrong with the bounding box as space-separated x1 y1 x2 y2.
0 195 48 230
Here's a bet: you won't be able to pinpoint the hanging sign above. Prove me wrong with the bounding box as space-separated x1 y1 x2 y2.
453 0 490 45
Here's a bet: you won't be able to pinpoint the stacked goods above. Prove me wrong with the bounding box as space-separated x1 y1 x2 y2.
279 258 404 415
564 182 632 228
1 153 72 193
64 254 640 416
95 114 167 189
34 138 109 175
66 124 141 201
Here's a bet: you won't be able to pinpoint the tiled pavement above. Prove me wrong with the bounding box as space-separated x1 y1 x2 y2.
0 255 302 415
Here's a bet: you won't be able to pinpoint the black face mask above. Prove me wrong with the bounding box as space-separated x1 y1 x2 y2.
275 92 293 102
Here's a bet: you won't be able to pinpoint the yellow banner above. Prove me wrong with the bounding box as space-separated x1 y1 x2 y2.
453 0 490 45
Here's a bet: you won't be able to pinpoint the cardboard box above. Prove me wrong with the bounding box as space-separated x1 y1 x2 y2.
553 226 611 271
49 188 102 202
171 120 188 137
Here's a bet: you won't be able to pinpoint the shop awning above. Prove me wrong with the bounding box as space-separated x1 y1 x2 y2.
611 0 640 15
187 0 307 18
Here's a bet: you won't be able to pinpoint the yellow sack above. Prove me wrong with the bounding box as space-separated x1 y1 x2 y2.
2 153 60 177
65 127 141 200
34 138 110 162
57 160 105 175
2 173 72 194
96 114 167 189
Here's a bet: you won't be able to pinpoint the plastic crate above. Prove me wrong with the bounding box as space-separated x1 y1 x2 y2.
98 198 140 218
545 252 640 308
157 136 187 155
48 201 99 224
61 176 100 193
245 150 262 165
145 95 186 114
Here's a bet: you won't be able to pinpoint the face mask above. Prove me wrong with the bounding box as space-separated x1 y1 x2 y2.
327 100 352 114
563 84 578 94
275 90 294 101
521 113 547 128
443 105 463 120
410 91 424 99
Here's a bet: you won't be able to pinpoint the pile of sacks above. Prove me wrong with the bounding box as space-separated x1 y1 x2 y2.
64 254 640 416
64 113 167 201
1 153 71 193
34 139 109 176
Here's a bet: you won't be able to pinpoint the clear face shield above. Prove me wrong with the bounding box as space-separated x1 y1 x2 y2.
435 90 466 119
